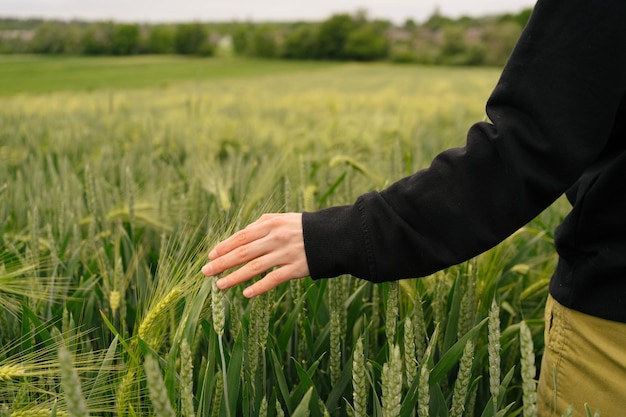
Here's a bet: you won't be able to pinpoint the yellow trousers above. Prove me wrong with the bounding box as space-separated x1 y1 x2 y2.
537 295 626 416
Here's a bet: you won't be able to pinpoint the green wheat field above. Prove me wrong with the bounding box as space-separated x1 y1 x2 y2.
0 55 568 417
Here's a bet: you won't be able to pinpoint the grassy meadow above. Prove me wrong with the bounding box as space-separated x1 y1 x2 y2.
0 56 565 416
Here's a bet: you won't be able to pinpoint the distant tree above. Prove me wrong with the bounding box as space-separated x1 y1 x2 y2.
411 28 440 65
174 23 212 55
343 23 389 61
515 8 533 27
482 22 522 65
437 26 488 65
82 22 114 55
423 7 453 30
316 14 357 59
282 23 319 59
499 8 533 28
403 18 417 30
146 25 175 54
29 22 75 54
230 23 252 55
111 23 140 55
439 26 466 62
249 24 279 58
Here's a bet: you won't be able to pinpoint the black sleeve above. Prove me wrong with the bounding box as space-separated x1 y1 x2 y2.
302 0 626 283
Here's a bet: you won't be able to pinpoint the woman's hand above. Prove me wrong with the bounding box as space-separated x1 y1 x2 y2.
201 213 309 298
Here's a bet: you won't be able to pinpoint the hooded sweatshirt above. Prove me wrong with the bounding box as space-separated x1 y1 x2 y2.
302 0 626 322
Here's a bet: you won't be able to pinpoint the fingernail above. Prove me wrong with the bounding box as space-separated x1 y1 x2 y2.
201 264 213 276
208 248 217 259
216 278 226 289
243 287 253 298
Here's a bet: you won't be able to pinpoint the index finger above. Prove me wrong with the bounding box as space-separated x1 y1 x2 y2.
209 222 269 260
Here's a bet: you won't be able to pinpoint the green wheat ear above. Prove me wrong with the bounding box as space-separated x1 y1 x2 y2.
403 317 417 387
58 346 90 417
385 281 399 345
138 286 183 347
352 336 368 417
179 339 196 417
520 321 537 417
275 399 285 417
381 344 402 417
449 339 475 417
259 396 268 417
417 361 430 417
144 355 175 417
488 298 501 411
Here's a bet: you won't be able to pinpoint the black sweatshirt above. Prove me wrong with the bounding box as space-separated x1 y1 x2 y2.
302 0 626 323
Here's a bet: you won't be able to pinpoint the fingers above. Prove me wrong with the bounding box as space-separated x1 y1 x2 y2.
214 253 277 290
201 213 308 297
202 217 276 276
208 220 271 260
203 238 267 277
242 265 305 298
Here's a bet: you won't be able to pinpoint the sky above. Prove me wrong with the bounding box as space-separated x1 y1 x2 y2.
1 0 536 24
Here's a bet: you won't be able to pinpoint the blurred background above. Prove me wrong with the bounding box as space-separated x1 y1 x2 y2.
1 0 535 66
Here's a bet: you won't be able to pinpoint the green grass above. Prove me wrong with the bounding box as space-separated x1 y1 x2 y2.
0 55 337 95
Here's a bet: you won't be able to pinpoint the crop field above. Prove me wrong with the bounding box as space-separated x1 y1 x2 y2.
0 56 567 416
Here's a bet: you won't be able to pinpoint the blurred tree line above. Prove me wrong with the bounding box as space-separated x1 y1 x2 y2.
0 8 532 66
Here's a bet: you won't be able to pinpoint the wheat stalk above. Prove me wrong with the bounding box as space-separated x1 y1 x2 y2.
259 396 267 417
319 398 331 417
381 344 402 417
488 299 501 412
144 355 175 417
352 337 368 417
212 277 231 417
403 317 417 386
211 279 226 337
417 361 430 417
457 264 476 339
115 369 136 417
211 368 224 417
449 340 475 417
432 274 448 352
385 281 399 345
138 286 183 346
58 345 90 417
329 278 342 385
412 292 427 361
11 409 69 417
370 284 380 348
519 321 537 417
276 399 285 417
0 364 27 380
180 339 196 417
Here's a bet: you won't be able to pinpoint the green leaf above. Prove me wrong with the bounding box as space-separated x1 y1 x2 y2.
86 335 119 403
325 355 353 413
165 279 213 403
99 310 138 363
318 171 347 206
430 318 487 384
226 331 244 416
292 387 314 417
431 383 448 417
479 367 515 417
277 289 307 351
269 338 293 414
442 274 463 353
20 304 53 348
292 357 323 417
